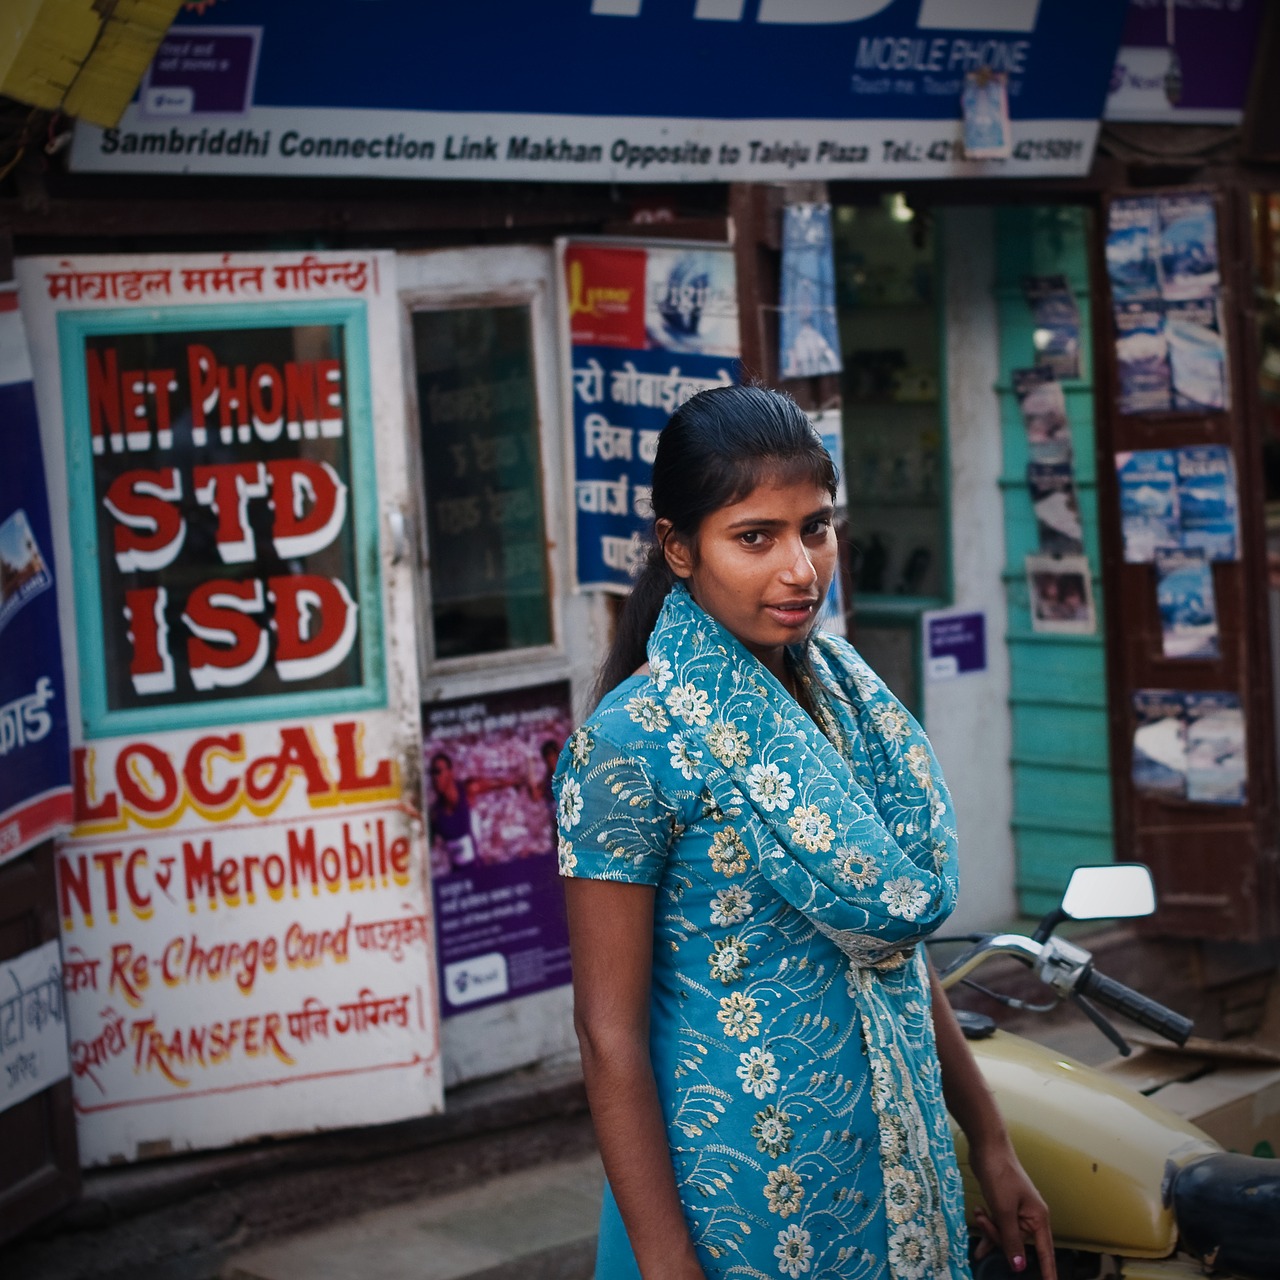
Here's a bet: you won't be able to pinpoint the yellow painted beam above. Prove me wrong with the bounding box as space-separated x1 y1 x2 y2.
0 0 185 129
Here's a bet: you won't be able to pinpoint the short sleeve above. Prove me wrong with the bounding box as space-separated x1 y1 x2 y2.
553 725 676 886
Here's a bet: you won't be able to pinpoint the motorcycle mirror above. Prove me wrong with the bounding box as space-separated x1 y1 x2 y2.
1061 863 1156 921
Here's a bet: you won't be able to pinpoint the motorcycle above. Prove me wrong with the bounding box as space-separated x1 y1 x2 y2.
935 862 1280 1279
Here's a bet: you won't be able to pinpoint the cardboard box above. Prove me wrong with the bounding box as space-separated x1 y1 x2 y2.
1152 1065 1280 1158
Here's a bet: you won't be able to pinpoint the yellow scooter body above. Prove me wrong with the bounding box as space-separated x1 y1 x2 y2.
950 1030 1221 1258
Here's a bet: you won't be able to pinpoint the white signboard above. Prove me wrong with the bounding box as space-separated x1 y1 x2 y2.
2 939 71 1114
17 250 441 1163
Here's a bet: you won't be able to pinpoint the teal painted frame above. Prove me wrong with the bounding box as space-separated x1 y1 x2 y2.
58 300 386 739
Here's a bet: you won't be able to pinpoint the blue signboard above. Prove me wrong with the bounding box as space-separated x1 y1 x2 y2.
71 0 1129 182
0 288 72 864
565 241 739 591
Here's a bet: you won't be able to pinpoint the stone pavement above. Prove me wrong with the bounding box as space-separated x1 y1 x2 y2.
222 1151 604 1280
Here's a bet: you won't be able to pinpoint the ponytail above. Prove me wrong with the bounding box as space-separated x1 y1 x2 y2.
591 543 674 707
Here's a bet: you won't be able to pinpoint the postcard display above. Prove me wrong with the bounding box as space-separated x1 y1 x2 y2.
1104 195 1247 808
16 252 443 1163
1011 278 1097 638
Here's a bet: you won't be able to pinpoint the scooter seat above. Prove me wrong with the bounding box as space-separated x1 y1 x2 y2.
1170 1152 1280 1279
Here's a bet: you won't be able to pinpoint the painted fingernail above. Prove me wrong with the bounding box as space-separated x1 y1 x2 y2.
1012 1259 1026 1273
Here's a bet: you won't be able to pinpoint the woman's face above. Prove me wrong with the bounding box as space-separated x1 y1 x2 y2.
663 474 837 677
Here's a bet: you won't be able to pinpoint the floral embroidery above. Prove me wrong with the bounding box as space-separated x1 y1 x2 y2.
649 653 673 690
557 776 583 830
668 733 704 781
557 838 577 875
751 1104 793 1156
887 1220 934 1280
787 803 834 853
764 1165 804 1217
710 827 752 877
706 719 751 767
774 1224 814 1278
626 695 669 733
746 762 795 812
709 936 749 984
568 727 594 769
710 885 753 926
737 1045 780 1099
884 1164 922 1224
905 744 934 787
666 682 712 726
835 847 879 889
880 876 931 922
718 991 762 1041
870 704 912 743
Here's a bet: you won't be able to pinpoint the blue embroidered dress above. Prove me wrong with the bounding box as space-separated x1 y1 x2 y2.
557 587 971 1280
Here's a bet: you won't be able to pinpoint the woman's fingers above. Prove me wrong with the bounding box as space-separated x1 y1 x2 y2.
970 1203 1057 1279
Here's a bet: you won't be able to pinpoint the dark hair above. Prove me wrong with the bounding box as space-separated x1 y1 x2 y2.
592 384 837 704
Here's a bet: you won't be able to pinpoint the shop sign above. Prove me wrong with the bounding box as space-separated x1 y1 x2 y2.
70 1 1129 182
16 252 441 1164
424 683 574 1017
564 240 739 592
1105 0 1265 125
0 289 73 864
1 940 70 1116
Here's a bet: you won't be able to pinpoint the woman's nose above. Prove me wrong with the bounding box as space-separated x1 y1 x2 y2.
781 539 817 585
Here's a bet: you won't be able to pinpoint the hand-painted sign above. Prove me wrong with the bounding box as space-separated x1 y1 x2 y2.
70 1 1129 181
18 252 440 1164
564 240 739 592
0 288 72 865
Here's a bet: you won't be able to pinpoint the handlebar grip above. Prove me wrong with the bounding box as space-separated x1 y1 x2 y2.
1077 967 1193 1046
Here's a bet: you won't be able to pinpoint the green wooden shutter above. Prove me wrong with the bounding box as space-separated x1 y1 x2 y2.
995 206 1114 915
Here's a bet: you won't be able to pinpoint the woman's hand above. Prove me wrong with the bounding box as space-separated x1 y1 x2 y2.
968 1134 1056 1279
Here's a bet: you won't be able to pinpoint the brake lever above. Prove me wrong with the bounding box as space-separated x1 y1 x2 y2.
1071 992 1131 1057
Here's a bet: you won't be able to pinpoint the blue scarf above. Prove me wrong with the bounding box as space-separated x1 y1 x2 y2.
647 584 968 1276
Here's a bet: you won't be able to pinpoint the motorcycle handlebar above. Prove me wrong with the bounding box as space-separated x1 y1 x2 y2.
1077 966 1194 1046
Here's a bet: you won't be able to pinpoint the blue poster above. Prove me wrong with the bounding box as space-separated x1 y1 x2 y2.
567 242 739 592
1176 445 1238 562
0 288 72 865
779 204 842 381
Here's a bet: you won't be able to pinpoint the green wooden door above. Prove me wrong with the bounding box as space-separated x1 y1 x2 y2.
995 206 1114 915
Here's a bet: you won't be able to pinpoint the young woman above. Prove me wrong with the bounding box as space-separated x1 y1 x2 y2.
555 386 1054 1280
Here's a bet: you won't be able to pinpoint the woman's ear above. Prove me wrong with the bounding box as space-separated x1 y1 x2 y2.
656 518 694 579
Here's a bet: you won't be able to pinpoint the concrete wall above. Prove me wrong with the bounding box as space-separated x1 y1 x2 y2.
925 206 1017 933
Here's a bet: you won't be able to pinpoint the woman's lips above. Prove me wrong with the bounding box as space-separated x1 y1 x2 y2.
766 600 819 626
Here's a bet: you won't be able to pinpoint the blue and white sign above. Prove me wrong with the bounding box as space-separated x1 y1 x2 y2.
0 287 72 866
71 1 1129 182
565 241 739 592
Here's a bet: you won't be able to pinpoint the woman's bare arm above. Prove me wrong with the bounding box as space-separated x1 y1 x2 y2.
928 959 1056 1279
565 876 705 1280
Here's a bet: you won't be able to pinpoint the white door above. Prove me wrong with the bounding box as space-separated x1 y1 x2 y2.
397 246 606 1086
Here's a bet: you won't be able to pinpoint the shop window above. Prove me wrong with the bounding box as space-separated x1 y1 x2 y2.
411 305 553 660
833 195 947 714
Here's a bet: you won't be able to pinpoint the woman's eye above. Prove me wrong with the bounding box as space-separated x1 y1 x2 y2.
739 531 764 546
805 519 832 537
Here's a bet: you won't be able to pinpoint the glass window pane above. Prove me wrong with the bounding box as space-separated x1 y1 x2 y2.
413 305 552 659
834 198 946 602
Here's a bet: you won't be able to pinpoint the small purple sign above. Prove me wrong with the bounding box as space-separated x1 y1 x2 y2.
925 610 987 681
1106 0 1263 123
141 26 261 118
423 681 573 1017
